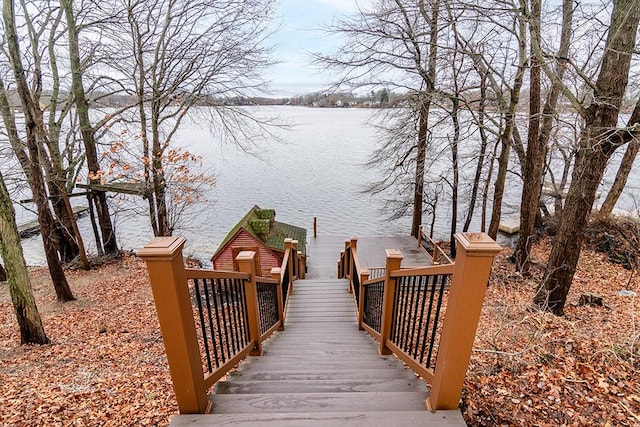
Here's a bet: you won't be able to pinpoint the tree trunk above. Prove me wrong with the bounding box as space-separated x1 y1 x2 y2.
3 0 75 302
464 74 488 232
0 172 49 345
488 12 527 239
599 139 639 216
411 102 429 237
515 0 573 272
515 0 542 272
537 0 640 315
61 0 118 255
450 98 459 257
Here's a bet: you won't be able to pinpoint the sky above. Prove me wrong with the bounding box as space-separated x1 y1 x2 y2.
265 0 364 97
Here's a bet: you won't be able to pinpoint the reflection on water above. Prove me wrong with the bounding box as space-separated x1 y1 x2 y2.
14 106 640 265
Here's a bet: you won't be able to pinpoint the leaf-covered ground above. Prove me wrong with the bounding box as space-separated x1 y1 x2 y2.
0 241 638 425
463 238 640 426
0 256 175 426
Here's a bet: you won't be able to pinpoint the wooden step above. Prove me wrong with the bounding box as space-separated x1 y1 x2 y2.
170 410 465 426
216 378 426 394
225 368 415 382
211 391 429 414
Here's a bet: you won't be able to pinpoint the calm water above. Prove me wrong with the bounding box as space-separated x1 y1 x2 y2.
12 106 640 265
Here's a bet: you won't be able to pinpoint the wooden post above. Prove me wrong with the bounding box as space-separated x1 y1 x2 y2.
427 233 501 412
292 240 299 279
338 252 344 278
358 269 370 331
284 238 294 295
344 239 351 280
271 267 285 330
313 216 317 238
298 251 305 279
379 249 403 355
236 251 263 356
139 237 208 414
348 237 358 293
418 225 423 248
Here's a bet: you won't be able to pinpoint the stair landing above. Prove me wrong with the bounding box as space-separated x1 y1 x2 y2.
170 278 466 426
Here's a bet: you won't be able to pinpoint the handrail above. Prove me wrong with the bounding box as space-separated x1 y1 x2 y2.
140 237 295 414
418 226 453 265
348 232 501 413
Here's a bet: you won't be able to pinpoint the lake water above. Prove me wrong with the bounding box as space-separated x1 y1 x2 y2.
11 106 640 265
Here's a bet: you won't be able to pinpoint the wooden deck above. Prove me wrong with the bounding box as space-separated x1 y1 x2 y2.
170 236 465 426
306 235 431 279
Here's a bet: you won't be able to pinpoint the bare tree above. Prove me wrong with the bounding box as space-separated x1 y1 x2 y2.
515 0 573 273
61 0 119 256
536 0 640 315
316 0 441 238
106 0 276 236
0 169 49 344
2 0 75 301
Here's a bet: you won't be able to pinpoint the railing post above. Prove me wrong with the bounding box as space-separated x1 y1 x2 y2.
284 238 294 295
236 251 263 356
348 237 358 293
427 233 501 412
271 267 285 330
418 225 423 248
357 269 370 331
292 240 299 278
298 251 305 279
139 237 208 414
344 239 351 280
379 249 403 355
338 253 344 278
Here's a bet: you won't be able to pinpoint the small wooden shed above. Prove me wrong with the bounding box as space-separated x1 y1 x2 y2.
211 205 307 276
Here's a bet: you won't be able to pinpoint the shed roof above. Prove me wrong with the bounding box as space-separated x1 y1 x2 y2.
213 205 307 259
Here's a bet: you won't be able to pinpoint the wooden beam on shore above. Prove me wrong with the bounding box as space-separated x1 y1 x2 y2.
18 206 89 238
77 182 146 196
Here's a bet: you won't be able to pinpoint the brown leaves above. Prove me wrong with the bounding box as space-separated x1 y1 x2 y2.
0 256 176 426
463 238 640 426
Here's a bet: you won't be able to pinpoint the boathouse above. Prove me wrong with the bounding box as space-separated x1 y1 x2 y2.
211 205 307 276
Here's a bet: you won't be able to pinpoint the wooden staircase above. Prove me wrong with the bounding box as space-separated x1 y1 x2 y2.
170 278 466 426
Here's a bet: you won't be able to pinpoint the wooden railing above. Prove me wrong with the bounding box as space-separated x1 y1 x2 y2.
139 237 294 414
418 226 453 265
343 232 500 412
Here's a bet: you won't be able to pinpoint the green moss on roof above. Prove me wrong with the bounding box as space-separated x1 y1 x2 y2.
214 205 307 258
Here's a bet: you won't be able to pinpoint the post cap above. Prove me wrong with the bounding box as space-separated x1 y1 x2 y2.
235 250 256 261
454 233 502 256
385 249 404 259
138 237 186 261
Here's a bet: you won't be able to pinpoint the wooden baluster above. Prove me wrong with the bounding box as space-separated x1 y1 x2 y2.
358 269 370 331
379 249 403 355
348 237 358 293
298 251 305 279
271 267 285 330
292 240 299 279
236 251 263 356
284 238 294 295
427 233 501 411
139 237 208 414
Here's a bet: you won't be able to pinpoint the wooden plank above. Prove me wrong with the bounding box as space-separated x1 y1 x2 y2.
225 368 415 382
171 410 466 426
211 391 429 414
215 378 427 394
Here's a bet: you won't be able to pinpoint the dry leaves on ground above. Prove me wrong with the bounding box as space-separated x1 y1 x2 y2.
0 256 175 426
463 238 640 426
